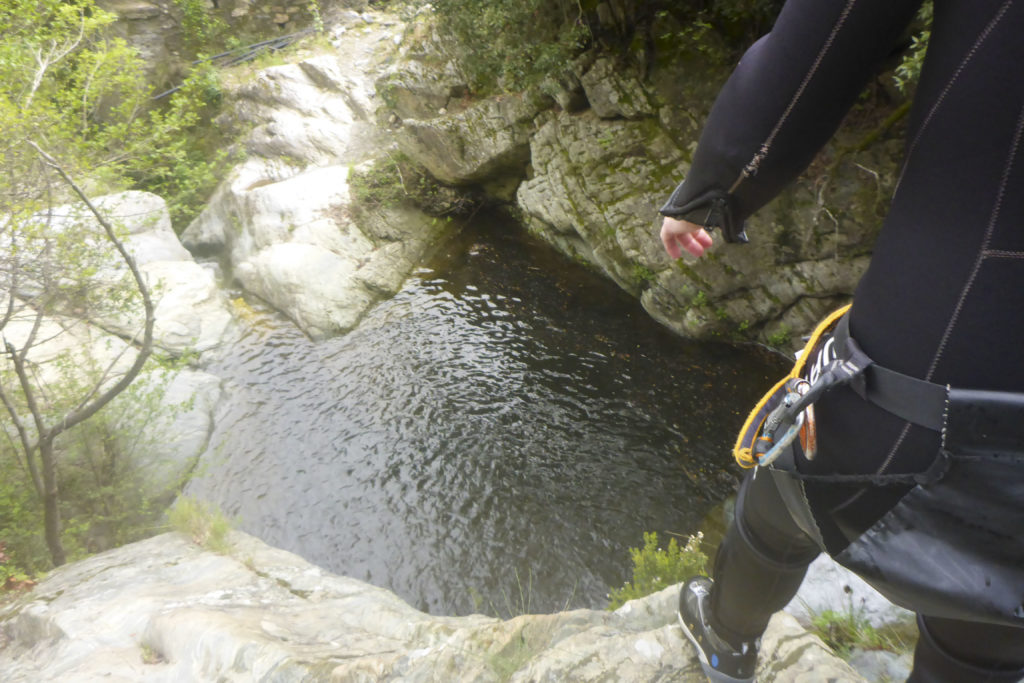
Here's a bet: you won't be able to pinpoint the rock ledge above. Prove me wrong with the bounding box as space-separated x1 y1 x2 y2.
0 532 864 682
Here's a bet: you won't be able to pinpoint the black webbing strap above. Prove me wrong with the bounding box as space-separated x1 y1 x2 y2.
770 313 952 486
832 315 947 433
777 313 1022 487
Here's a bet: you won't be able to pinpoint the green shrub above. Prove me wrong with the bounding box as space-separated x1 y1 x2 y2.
0 356 189 573
432 0 590 93
893 1 933 94
766 324 792 349
348 152 476 216
125 61 234 230
168 497 233 554
173 0 229 59
810 607 915 659
607 531 708 610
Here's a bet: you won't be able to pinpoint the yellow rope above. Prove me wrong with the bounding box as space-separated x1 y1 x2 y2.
732 304 851 468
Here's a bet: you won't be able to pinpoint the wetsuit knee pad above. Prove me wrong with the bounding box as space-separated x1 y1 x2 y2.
733 472 821 568
708 476 820 644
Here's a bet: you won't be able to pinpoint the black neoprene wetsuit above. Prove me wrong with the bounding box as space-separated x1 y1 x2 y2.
660 0 1024 678
663 0 1024 542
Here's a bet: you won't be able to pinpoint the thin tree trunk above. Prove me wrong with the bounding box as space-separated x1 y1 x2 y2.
39 435 66 566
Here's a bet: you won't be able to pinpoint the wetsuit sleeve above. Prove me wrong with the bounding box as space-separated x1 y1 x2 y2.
660 0 923 242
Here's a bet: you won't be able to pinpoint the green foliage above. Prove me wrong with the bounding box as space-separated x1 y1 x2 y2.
893 2 933 94
425 0 791 96
488 627 538 682
0 0 232 571
0 478 47 576
710 0 785 44
766 324 791 348
349 151 476 216
173 0 229 59
1 0 145 186
308 0 325 35
810 607 914 659
125 62 233 228
57 361 190 556
0 0 233 230
168 496 233 554
431 0 590 93
607 531 707 610
632 263 656 284
0 355 189 573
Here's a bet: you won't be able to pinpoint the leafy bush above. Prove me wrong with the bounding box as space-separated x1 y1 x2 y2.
126 61 233 229
893 1 933 94
173 0 229 59
1 0 230 570
810 607 915 659
168 497 233 554
432 0 590 93
607 531 708 610
427 0 790 96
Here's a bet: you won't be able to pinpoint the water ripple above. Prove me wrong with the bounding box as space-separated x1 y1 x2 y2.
187 218 786 616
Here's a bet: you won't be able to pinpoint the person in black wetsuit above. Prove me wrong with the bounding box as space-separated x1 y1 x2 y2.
658 1 1024 681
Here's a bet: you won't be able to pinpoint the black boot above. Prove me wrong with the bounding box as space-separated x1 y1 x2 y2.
679 576 759 683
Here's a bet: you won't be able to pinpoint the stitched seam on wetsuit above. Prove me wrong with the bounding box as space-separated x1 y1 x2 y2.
727 0 858 194
896 0 1013 189
925 102 1024 382
833 98 1024 515
983 249 1024 259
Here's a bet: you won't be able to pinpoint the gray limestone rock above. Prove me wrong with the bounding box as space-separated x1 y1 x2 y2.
10 191 236 355
182 16 454 340
578 56 657 120
396 90 548 186
787 555 916 630
0 533 865 682
514 104 883 346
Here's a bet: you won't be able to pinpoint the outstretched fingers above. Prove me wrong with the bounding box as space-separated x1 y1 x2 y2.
660 217 713 259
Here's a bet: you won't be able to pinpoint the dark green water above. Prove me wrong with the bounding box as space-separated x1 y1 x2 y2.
187 214 787 616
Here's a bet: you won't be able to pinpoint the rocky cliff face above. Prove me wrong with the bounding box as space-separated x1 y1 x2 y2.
379 20 905 349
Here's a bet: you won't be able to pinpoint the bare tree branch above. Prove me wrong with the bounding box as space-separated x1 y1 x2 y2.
27 142 155 442
24 13 87 110
0 374 43 498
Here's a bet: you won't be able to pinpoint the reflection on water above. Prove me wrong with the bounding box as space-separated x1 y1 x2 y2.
187 215 786 616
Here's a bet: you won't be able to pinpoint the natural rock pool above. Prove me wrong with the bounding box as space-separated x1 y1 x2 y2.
186 214 787 616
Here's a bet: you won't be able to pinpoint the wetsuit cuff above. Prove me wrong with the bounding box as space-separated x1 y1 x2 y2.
659 183 749 244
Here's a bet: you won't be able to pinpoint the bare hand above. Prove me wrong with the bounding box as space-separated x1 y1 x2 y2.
660 216 713 259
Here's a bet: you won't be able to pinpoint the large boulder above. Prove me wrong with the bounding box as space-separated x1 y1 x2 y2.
183 13 455 339
0 532 865 682
578 56 657 120
395 91 549 189
184 158 449 339
8 191 236 355
788 555 916 630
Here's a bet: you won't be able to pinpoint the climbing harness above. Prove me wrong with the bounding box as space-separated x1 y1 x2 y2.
731 304 1024 626
733 305 852 469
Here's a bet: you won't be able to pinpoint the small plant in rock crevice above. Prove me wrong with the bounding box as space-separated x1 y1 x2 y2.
809 603 916 660
167 496 234 554
607 530 708 610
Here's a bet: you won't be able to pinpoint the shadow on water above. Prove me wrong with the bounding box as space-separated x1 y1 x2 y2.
187 212 788 616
